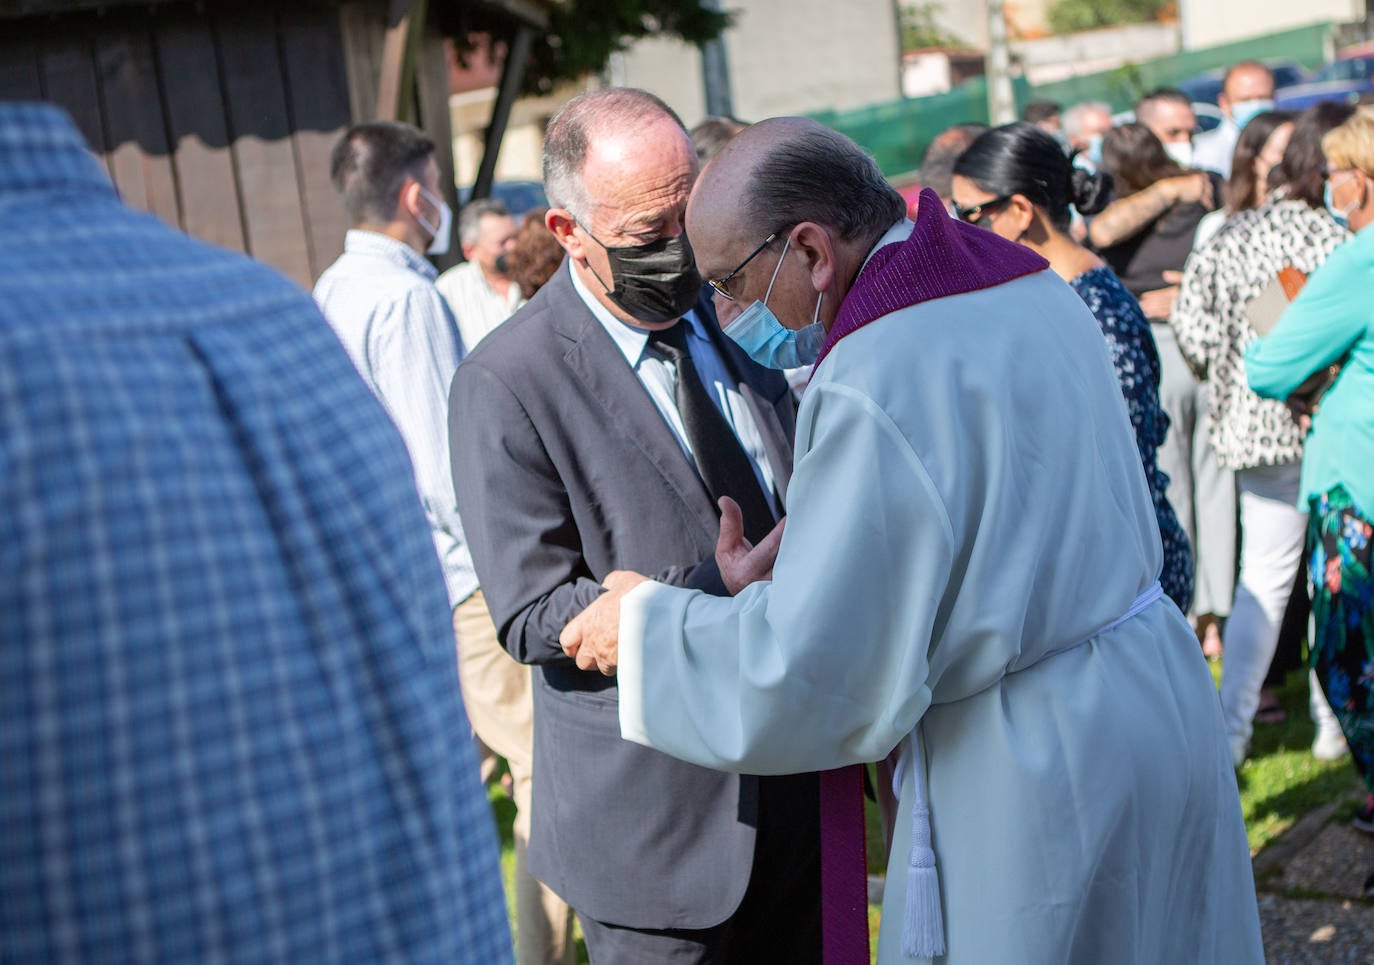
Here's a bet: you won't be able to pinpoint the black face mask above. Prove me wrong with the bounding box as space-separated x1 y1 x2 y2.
582 228 702 323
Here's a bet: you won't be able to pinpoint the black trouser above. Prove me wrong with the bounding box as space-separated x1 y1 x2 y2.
578 773 822 965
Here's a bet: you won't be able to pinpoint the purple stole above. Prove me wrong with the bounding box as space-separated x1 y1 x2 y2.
815 188 1049 369
815 189 1046 964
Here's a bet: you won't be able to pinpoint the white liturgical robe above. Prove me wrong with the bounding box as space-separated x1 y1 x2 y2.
615 223 1263 963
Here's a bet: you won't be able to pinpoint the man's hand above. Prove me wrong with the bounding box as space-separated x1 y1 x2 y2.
1166 173 1215 209
1139 271 1183 320
559 571 649 675
716 496 786 596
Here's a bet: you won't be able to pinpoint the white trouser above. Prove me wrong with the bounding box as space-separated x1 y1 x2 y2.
1220 462 1306 760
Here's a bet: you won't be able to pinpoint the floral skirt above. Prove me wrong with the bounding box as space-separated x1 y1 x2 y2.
1308 486 1374 793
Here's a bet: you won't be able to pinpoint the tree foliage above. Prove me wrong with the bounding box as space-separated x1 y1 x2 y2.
899 3 967 51
442 0 732 95
1047 0 1171 35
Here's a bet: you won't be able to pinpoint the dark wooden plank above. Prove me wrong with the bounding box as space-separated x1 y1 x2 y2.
278 6 352 281
214 9 312 288
1 1 186 19
39 31 110 172
416 30 459 271
95 25 181 225
375 0 425 123
151 11 246 253
0 33 45 100
339 1 385 123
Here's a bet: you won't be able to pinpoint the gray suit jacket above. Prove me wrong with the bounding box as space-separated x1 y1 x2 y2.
449 261 797 928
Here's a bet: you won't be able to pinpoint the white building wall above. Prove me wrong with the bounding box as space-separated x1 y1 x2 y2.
1180 0 1364 48
607 0 902 125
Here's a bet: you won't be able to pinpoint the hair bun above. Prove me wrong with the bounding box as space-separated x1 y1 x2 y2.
1071 167 1112 216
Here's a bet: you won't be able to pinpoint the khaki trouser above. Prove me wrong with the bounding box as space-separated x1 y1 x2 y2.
454 591 574 965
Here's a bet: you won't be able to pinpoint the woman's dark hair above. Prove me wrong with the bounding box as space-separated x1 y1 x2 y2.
1100 122 1189 194
952 122 1112 232
1277 102 1357 208
1224 110 1294 212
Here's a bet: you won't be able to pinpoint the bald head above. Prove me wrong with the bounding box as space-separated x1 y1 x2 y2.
543 87 690 221
1220 61 1275 122
689 117 906 331
692 118 905 248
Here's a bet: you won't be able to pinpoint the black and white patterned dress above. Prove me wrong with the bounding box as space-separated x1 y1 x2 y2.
1172 193 1349 470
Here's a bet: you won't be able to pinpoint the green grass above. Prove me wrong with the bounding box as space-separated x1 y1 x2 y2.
488 667 1365 962
1219 665 1366 855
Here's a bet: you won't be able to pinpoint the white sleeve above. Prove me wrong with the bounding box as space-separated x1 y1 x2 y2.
618 382 955 774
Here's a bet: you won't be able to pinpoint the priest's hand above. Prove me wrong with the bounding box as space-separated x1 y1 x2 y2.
559 571 649 675
716 496 786 596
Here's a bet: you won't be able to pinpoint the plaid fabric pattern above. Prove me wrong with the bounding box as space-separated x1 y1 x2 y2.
0 104 511 964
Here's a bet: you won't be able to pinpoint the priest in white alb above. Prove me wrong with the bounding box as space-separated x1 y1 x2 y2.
559 117 1264 964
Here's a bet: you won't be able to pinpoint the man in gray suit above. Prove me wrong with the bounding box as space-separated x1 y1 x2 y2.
449 88 820 963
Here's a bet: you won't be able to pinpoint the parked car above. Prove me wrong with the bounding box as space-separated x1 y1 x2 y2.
457 180 549 220
1177 60 1310 106
1275 51 1374 111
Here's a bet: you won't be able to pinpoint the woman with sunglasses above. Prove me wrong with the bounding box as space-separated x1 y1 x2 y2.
951 122 1192 612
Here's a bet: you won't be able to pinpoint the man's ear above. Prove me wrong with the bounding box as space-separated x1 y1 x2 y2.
791 222 836 294
398 178 423 222
546 207 586 260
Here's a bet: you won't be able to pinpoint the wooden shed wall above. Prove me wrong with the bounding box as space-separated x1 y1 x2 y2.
0 1 458 288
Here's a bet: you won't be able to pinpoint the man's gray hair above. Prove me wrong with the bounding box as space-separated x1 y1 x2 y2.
458 198 509 247
743 126 906 242
542 87 689 221
1062 101 1111 139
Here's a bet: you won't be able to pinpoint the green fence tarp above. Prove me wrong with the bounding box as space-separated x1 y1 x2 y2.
812 21 1334 179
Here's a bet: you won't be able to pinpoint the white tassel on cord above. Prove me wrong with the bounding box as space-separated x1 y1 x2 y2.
902 729 945 959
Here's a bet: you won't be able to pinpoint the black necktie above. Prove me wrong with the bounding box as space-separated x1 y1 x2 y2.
649 323 776 545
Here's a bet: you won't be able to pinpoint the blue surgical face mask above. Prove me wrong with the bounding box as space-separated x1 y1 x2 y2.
1231 98 1275 131
1324 178 1356 230
1085 133 1104 167
722 234 826 369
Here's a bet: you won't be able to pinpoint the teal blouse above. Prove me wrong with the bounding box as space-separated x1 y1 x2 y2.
1246 227 1374 515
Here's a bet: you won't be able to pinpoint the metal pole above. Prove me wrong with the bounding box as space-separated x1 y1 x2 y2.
700 0 734 118
471 24 535 202
985 0 1015 125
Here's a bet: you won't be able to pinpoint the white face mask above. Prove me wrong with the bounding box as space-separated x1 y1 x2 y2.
1163 140 1194 169
722 234 826 370
416 186 453 256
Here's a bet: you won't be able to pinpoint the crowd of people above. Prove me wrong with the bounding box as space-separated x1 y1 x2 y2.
2 53 1371 965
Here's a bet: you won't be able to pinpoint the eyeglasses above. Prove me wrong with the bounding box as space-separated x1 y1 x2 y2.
952 195 1012 226
1323 164 1354 178
706 231 781 301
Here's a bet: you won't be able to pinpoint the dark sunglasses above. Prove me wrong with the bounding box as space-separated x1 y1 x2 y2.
952 195 1012 226
706 230 781 301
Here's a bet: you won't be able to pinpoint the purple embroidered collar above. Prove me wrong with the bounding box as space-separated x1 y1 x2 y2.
814 188 1049 368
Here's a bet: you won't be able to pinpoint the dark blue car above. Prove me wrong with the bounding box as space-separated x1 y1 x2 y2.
1276 54 1374 111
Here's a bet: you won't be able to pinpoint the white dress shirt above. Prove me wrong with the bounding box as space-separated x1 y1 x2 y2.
314 229 477 605
570 264 780 514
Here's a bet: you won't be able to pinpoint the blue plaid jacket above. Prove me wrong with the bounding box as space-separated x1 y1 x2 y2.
0 104 511 964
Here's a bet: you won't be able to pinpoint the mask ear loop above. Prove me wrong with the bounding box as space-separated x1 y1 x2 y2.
812 290 823 324
761 233 792 304
414 185 442 240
